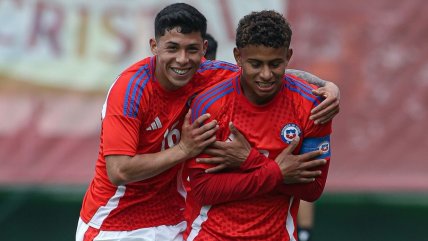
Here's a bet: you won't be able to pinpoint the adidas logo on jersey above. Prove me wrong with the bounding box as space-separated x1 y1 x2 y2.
146 117 162 131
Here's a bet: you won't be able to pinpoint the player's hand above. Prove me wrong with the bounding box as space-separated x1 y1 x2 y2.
177 109 219 158
310 81 340 124
198 122 251 173
275 137 327 184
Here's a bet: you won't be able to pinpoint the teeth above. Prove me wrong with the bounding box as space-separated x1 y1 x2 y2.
171 68 189 75
257 82 273 88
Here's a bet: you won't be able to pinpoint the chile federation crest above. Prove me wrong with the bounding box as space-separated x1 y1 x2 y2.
281 123 301 144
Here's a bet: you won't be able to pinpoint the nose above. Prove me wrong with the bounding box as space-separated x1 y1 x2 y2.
176 50 189 65
260 65 272 80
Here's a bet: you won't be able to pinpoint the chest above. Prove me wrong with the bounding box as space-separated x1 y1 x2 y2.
220 95 305 159
137 87 193 152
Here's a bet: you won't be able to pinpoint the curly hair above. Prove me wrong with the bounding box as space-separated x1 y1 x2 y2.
236 10 292 49
155 3 207 39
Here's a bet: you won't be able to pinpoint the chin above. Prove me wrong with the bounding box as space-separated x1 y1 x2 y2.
171 78 191 88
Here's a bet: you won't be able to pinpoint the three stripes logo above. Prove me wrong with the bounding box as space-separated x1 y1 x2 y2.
146 117 162 131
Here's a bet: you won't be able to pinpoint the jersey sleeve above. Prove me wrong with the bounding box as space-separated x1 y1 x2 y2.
277 77 333 201
196 60 240 89
102 67 149 156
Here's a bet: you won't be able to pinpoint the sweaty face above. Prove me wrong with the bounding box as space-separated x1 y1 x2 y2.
151 28 207 90
234 45 292 105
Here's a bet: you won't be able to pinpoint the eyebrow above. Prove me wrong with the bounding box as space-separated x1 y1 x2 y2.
164 41 200 48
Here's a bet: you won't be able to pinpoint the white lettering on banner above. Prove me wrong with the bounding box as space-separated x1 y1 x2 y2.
0 0 287 91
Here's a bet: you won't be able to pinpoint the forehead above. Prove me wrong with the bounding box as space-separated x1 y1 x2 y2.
157 27 204 46
240 45 288 61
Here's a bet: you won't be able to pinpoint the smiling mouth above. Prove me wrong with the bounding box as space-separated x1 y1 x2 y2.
171 67 191 75
256 82 275 88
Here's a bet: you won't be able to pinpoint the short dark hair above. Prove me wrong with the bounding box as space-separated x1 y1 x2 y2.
204 33 218 60
154 3 207 39
236 10 292 49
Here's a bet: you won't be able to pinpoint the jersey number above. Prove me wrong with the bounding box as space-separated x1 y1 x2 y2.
161 121 181 151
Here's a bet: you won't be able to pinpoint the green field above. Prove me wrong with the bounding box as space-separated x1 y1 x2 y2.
1 186 427 241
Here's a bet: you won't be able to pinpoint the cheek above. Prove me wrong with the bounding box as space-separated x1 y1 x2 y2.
158 54 174 66
190 53 203 63
242 65 259 76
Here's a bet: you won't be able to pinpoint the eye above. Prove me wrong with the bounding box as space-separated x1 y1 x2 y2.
187 46 200 54
249 61 261 68
166 46 178 52
270 61 283 68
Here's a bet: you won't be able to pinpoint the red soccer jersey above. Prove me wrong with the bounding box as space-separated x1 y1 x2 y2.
79 57 239 231
184 74 332 241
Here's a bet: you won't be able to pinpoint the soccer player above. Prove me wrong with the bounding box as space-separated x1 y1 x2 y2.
298 201 315 241
204 33 218 60
184 10 332 241
76 3 339 241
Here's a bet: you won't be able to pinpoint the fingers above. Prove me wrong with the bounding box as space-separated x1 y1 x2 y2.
205 164 228 173
313 107 340 124
301 158 327 170
207 141 227 150
199 134 218 148
278 136 300 156
229 122 244 140
293 178 316 184
291 170 322 183
196 157 226 165
299 170 322 178
182 109 192 128
310 100 339 124
197 124 219 141
298 149 323 162
310 93 336 115
229 122 238 134
192 113 212 127
203 147 224 156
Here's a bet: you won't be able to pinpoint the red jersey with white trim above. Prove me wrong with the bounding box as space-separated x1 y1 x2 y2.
184 74 332 241
79 56 239 231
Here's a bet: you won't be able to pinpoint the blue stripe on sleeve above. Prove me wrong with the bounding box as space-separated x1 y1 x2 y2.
123 65 146 117
129 70 148 117
198 60 239 73
285 83 321 107
286 75 313 95
285 76 324 105
131 69 150 117
300 136 331 159
191 81 233 122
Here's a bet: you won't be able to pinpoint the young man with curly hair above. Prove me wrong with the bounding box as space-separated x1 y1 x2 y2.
185 10 332 241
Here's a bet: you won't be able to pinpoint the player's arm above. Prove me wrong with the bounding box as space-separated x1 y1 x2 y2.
275 120 332 202
286 69 340 124
274 146 330 202
188 157 282 205
188 138 326 205
106 110 219 185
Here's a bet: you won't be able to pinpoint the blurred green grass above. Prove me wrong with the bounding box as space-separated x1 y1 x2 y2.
1 186 427 241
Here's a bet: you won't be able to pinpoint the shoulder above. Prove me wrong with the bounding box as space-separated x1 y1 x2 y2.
190 76 238 122
118 57 153 82
283 74 324 108
112 58 152 91
105 57 154 118
197 59 240 74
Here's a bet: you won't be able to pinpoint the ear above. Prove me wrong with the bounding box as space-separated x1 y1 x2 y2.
150 38 157 55
200 39 208 57
233 47 242 66
286 48 293 62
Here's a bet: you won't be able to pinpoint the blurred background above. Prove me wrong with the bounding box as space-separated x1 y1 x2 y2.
1 0 427 240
